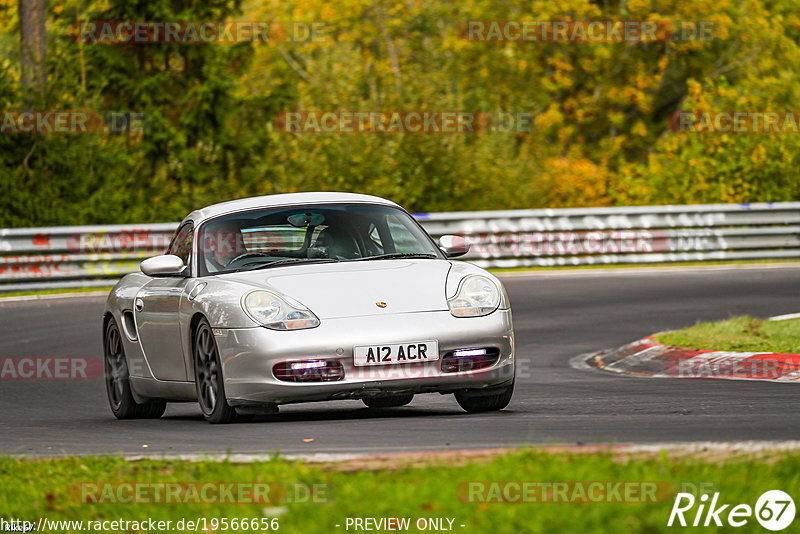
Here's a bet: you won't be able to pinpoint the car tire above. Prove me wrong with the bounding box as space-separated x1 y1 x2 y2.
104 317 167 419
455 380 514 413
362 394 414 408
194 318 238 424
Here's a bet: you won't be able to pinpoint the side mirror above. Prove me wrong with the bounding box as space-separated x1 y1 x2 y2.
438 235 470 258
140 255 187 277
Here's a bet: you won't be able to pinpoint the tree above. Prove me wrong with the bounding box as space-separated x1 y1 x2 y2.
18 0 46 101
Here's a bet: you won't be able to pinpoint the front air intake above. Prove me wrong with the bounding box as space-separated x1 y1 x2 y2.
441 348 500 373
273 360 344 382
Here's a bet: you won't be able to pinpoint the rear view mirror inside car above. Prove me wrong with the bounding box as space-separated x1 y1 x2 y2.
287 212 326 227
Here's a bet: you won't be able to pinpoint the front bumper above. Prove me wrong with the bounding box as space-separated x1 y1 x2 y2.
215 309 514 405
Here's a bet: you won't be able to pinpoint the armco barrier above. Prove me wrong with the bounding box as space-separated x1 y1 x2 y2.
1 202 798 292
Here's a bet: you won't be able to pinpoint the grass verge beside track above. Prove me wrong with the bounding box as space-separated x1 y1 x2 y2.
489 258 800 273
1 449 799 532
657 317 800 354
0 287 113 298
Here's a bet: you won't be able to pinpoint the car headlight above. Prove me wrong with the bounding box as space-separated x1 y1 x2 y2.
242 290 320 330
448 275 501 317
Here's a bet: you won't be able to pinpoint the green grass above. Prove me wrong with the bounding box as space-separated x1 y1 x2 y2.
2 450 800 533
489 258 800 274
657 316 800 353
0 286 113 298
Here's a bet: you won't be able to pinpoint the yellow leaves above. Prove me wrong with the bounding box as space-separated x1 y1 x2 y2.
618 86 651 113
751 144 766 164
547 57 575 87
573 107 597 123
539 155 613 207
221 0 800 211
535 105 564 129
626 0 652 16
443 35 469 53
608 111 626 128
548 58 574 73
687 79 703 101
594 47 611 61
563 98 578 115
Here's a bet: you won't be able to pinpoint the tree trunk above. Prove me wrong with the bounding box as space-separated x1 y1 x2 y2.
18 0 47 99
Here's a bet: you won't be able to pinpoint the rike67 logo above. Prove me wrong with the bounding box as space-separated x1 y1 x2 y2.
668 490 795 531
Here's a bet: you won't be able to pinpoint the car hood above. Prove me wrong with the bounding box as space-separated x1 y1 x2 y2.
222 259 453 319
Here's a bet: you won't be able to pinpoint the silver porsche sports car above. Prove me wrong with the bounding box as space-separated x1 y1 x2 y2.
103 192 515 423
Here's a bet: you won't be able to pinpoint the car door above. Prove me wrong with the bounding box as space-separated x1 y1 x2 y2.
134 222 193 381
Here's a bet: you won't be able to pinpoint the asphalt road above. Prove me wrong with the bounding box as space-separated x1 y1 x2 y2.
1 265 799 457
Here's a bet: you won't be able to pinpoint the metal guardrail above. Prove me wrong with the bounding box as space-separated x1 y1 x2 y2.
1 202 798 292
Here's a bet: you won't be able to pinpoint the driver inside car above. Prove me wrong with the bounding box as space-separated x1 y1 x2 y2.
311 226 361 260
204 220 247 272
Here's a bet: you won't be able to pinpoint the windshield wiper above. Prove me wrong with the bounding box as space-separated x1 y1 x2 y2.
354 253 438 261
235 258 339 272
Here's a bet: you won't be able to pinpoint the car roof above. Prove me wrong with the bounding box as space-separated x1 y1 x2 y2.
182 192 402 226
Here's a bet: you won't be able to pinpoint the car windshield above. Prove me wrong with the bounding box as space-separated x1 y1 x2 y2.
196 203 442 275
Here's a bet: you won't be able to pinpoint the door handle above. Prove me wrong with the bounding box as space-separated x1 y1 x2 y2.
135 298 144 311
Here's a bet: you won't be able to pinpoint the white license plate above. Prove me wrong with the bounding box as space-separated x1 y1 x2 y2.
353 341 439 367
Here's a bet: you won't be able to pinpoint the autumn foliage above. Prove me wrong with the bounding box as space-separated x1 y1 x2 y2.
0 0 798 226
